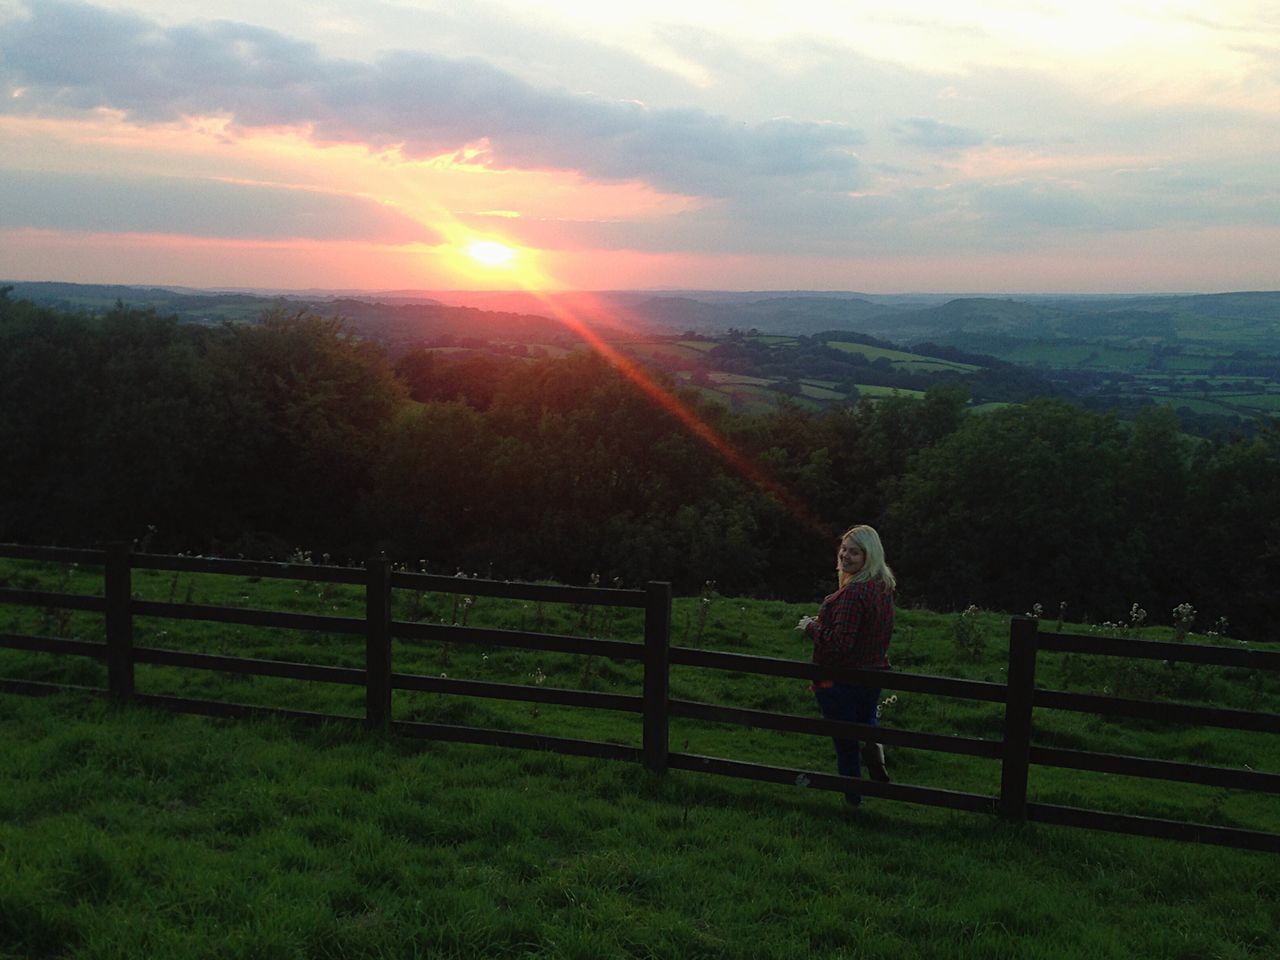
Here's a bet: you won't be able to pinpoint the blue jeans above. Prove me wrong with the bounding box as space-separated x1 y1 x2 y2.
814 683 880 804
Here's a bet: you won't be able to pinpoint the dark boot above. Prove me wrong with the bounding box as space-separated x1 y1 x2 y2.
863 742 890 782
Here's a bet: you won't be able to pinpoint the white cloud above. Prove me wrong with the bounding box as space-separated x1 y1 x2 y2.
0 1 865 199
0 169 440 242
3 0 1279 289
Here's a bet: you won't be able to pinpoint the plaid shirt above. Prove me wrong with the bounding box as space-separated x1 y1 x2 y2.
806 578 894 672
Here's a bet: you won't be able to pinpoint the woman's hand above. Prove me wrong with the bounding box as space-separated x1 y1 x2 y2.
796 615 816 632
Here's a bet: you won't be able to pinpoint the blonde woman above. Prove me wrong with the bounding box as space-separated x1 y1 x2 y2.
798 524 894 804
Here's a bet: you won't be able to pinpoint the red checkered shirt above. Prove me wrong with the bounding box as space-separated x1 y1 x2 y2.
806 578 894 672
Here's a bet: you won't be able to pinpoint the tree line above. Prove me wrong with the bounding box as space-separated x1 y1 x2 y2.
2 291 1277 639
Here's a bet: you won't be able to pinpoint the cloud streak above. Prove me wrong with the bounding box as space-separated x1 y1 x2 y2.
0 169 440 242
2 1 1279 291
1 1 864 198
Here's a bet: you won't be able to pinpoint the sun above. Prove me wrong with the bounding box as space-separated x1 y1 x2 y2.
465 240 516 267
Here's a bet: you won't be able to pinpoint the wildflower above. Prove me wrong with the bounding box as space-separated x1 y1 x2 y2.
1129 603 1147 627
1172 602 1195 642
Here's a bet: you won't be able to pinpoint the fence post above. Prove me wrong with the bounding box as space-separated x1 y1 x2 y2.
104 541 134 701
999 615 1039 821
643 581 672 773
365 555 392 731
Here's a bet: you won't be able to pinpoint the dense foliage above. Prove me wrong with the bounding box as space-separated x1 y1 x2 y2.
3 292 1277 637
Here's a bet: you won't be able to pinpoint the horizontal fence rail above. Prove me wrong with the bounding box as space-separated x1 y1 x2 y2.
668 646 1009 703
666 753 998 814
1037 630 1280 670
1025 802 1280 854
0 543 1277 853
1011 619 1279 854
133 552 369 585
1032 687 1279 733
668 698 1004 759
0 544 105 565
1027 745 1280 793
0 588 106 613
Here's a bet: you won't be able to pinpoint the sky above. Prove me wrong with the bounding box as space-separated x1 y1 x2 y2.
2 0 1279 293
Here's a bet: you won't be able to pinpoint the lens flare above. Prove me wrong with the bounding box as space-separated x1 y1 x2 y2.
517 286 833 539
413 203 830 539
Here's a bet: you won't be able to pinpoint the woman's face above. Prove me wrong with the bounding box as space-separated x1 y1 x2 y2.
838 538 865 576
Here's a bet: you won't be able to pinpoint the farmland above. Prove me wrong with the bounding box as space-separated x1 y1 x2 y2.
6 281 1279 429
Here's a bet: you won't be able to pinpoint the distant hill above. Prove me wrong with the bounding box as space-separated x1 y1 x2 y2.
872 297 1060 339
6 281 1279 350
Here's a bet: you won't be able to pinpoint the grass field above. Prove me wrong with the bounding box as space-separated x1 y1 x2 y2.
1 559 1277 959
823 342 979 374
852 385 927 400
993 343 1154 371
796 381 847 401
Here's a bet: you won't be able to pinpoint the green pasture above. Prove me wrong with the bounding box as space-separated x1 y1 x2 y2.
707 372 772 386
823 342 979 373
672 339 719 353
746 335 799 346
1159 353 1233 373
968 402 1013 414
1 559 1277 959
708 384 777 414
796 382 846 401
990 342 1153 371
1122 390 1280 418
852 384 927 400
620 342 710 363
1175 313 1277 344
1223 391 1280 412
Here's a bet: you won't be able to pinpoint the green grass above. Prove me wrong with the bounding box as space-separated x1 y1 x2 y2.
707 373 773 386
623 342 713 363
852 384 927 400
1224 392 1280 412
1 559 1278 959
824 342 979 373
796 382 846 400
986 343 1154 371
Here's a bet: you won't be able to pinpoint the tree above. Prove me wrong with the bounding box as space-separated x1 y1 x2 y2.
889 399 1131 614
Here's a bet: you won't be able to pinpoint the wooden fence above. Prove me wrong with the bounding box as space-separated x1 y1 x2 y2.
1 542 1277 854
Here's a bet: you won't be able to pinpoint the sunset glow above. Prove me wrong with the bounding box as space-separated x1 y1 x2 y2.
465 240 516 268
1 1 1278 292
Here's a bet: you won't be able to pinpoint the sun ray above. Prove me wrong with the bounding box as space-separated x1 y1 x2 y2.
503 269 833 539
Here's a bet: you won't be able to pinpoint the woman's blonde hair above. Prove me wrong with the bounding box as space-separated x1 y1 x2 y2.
837 524 896 592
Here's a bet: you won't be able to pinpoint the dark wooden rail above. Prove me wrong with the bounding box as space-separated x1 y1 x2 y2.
1009 619 1279 852
0 543 1276 853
